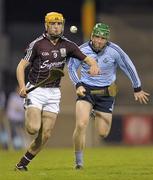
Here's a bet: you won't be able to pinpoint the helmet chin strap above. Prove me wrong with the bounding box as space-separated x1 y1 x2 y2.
46 25 64 40
90 41 102 52
48 33 62 40
90 40 107 53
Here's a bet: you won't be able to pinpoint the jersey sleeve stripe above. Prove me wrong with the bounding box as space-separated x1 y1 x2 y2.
24 36 43 61
68 59 80 85
24 49 32 61
109 44 141 88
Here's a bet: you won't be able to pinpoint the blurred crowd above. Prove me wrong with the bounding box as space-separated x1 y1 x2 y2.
0 86 29 150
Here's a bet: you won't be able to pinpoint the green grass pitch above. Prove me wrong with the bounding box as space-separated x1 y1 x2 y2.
0 146 153 180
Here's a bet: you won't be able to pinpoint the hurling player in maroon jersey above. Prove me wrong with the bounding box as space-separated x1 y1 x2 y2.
15 12 100 171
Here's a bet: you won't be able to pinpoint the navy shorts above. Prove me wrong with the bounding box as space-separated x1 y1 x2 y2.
77 83 115 113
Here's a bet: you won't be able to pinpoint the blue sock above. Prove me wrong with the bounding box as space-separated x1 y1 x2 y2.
75 151 83 166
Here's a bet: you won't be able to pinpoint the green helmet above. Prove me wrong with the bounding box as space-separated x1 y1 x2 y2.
92 23 110 39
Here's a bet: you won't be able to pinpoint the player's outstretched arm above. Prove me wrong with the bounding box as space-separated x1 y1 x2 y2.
134 90 150 104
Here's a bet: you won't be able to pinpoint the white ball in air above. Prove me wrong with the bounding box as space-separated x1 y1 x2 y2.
70 26 78 33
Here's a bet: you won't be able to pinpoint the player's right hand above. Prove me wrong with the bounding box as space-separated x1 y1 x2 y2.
19 86 27 98
76 86 86 97
88 63 100 76
84 56 100 75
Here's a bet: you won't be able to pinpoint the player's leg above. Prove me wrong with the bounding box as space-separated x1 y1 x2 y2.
35 88 60 151
28 111 57 154
94 96 114 138
73 100 92 169
15 107 42 171
94 111 112 138
25 107 42 135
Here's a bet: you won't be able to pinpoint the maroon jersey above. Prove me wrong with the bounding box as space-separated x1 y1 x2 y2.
23 33 86 87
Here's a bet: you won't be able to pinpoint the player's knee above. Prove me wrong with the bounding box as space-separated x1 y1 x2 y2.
76 121 88 132
26 123 40 135
26 127 39 135
99 133 108 139
99 130 109 138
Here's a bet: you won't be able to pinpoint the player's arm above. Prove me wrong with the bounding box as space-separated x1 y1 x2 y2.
115 46 150 104
68 58 86 97
83 56 100 75
68 57 81 85
16 59 30 97
69 42 100 75
17 40 37 97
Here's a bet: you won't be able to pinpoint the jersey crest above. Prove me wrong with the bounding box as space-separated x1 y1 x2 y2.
60 48 66 57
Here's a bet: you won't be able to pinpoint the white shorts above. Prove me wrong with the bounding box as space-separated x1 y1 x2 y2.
24 83 61 114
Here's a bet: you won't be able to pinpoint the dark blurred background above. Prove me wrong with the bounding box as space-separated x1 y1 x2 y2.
0 0 153 148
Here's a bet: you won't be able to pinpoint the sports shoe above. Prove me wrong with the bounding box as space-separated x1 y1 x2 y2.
14 164 28 171
75 164 83 170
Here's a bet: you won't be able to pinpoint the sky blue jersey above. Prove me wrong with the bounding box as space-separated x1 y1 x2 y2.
68 41 141 90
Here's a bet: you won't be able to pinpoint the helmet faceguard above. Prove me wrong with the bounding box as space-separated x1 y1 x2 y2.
45 12 65 39
91 23 110 39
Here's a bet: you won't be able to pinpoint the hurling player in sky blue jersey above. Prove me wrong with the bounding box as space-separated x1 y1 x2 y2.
68 23 149 169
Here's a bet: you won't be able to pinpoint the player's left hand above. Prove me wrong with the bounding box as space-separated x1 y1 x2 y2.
134 90 150 104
